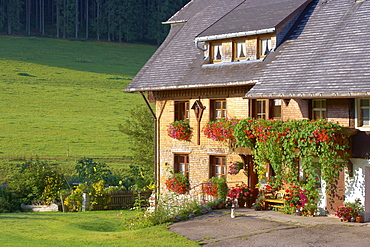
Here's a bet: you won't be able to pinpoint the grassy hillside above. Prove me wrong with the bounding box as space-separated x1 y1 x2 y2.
0 36 156 161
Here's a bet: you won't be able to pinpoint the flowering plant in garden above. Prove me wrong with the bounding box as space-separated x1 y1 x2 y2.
202 180 218 197
336 199 364 221
228 161 244 175
335 205 355 221
253 193 265 209
202 118 239 143
167 120 192 141
165 173 190 194
228 183 253 201
282 186 308 214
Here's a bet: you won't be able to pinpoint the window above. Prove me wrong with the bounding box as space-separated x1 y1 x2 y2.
259 38 272 58
211 43 222 63
251 99 281 119
312 99 326 119
174 154 189 178
174 101 189 121
358 98 370 127
210 156 227 178
256 99 268 119
273 99 282 119
233 40 246 61
210 99 227 120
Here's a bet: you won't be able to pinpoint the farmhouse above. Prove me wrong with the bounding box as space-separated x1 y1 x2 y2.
126 0 370 220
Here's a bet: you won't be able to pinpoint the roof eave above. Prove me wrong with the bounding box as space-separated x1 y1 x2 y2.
244 92 370 99
125 80 258 93
195 28 276 42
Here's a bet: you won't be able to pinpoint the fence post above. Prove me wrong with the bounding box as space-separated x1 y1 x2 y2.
82 192 90 211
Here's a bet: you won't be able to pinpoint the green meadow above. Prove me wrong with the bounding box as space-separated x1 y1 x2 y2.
0 211 198 246
0 36 156 161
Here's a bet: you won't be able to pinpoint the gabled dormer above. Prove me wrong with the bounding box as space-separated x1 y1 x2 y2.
195 0 313 65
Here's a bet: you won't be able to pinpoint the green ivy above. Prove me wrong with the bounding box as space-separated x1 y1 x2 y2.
206 118 350 199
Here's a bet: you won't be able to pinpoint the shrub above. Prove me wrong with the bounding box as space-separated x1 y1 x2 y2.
7 160 66 205
75 158 112 184
0 184 20 212
122 193 203 230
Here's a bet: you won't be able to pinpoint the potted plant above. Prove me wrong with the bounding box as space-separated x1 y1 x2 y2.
335 205 353 222
303 203 317 217
345 199 364 223
228 161 244 175
167 120 192 141
228 183 253 208
253 193 265 210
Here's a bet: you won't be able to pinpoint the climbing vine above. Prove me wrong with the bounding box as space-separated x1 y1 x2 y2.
203 118 351 199
235 118 350 193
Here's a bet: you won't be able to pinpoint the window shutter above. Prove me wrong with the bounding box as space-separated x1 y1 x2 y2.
250 99 257 118
308 99 313 120
174 155 179 173
268 99 274 119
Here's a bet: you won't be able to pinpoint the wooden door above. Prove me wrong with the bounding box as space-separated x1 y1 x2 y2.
241 155 259 201
326 169 345 214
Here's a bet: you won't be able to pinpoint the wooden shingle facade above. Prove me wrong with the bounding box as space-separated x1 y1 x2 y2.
126 0 370 220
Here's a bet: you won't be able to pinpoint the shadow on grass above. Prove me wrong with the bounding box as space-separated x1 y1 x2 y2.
72 220 123 232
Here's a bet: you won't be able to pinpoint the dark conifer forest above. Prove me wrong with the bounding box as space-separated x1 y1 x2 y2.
0 0 190 44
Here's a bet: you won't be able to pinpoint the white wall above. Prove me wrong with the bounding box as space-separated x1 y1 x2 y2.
345 159 368 221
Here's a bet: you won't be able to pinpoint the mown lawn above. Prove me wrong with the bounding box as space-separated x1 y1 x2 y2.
0 35 156 160
0 210 198 247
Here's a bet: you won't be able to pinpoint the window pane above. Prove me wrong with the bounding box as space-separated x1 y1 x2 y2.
179 164 185 172
313 100 321 109
236 42 246 58
362 109 370 125
222 166 226 175
215 166 221 174
273 99 281 118
180 155 185 163
213 44 222 60
361 99 369 107
261 39 271 56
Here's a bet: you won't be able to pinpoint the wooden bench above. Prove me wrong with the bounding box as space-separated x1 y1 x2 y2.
263 190 286 209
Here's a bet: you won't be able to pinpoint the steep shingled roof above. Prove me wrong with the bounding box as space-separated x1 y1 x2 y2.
126 0 245 92
196 0 312 41
245 0 370 99
125 0 311 92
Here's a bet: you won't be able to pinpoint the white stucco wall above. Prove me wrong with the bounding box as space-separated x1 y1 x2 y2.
345 159 368 221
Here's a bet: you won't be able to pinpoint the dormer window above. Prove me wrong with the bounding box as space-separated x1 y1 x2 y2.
234 40 246 61
206 34 274 64
259 37 272 59
211 42 223 63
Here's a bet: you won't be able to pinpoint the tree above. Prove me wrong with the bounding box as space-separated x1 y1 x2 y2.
118 105 154 175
